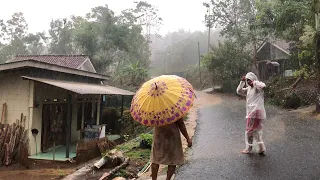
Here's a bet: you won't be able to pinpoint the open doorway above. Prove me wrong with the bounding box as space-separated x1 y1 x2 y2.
41 104 67 152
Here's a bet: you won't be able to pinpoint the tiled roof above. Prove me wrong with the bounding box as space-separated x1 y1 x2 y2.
8 55 89 69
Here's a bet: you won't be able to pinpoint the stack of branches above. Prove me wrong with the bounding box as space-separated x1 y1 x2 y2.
0 113 28 166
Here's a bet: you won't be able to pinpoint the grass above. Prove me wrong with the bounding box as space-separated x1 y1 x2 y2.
124 148 151 160
115 138 141 153
113 136 151 162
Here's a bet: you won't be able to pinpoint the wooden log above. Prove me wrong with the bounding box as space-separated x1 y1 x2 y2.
1 103 6 124
19 130 29 168
0 125 10 163
4 143 10 165
99 157 130 180
277 74 304 93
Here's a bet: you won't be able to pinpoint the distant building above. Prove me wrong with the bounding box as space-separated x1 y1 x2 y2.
256 40 291 80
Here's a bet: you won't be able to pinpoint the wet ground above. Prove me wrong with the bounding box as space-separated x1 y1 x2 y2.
176 95 320 180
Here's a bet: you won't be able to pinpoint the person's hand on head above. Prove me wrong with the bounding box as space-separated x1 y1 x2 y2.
241 76 246 81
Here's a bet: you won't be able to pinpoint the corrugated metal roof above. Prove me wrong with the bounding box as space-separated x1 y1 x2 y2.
22 76 135 96
9 55 89 70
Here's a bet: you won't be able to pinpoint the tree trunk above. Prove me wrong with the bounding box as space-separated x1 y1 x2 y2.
251 40 259 77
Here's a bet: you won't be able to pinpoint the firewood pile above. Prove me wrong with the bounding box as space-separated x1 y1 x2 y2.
0 111 28 167
97 137 116 153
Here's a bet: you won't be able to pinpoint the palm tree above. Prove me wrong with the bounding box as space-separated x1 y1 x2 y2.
113 60 150 87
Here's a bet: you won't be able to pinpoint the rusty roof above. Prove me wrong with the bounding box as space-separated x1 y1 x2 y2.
22 76 135 95
9 55 89 69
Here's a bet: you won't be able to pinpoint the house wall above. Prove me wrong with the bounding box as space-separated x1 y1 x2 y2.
271 45 288 60
0 72 30 124
79 60 96 73
257 42 289 61
0 72 34 154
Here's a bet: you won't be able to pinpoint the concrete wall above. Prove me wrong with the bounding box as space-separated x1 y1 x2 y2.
0 73 30 124
0 72 34 154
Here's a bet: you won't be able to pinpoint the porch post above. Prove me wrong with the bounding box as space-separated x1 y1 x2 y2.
96 96 101 125
66 93 72 158
121 95 124 118
99 95 104 125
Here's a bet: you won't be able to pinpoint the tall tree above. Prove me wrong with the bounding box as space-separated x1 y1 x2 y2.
205 0 275 76
48 18 75 54
314 0 320 112
0 12 29 62
128 1 163 42
24 32 48 54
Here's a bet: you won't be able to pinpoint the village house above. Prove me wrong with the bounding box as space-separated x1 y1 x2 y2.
0 55 134 161
256 40 292 80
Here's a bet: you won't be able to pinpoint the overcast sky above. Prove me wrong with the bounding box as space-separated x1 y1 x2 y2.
0 0 208 35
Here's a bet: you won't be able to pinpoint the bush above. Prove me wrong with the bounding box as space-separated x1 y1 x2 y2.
120 110 148 137
282 93 301 109
140 133 153 149
216 78 239 94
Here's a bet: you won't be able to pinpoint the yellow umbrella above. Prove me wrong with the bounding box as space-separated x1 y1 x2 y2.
130 75 195 127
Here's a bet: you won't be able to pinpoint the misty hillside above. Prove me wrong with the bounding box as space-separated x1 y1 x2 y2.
149 29 224 75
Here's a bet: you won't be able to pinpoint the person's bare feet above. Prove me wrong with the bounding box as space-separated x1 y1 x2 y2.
241 149 250 154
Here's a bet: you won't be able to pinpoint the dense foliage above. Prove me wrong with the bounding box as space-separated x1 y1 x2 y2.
0 2 159 88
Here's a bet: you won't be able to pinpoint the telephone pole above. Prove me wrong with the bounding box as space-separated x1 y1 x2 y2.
198 42 202 86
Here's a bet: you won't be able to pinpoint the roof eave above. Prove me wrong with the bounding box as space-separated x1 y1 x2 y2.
0 60 109 80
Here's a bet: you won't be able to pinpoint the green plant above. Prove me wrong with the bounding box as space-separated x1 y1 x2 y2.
184 113 190 121
282 92 301 109
113 168 127 177
120 110 148 137
267 98 281 106
293 64 313 79
57 167 65 178
140 133 153 147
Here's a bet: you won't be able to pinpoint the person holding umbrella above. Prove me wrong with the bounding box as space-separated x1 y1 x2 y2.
130 75 195 180
236 72 266 155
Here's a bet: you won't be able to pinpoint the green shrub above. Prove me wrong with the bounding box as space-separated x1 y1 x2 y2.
268 98 281 106
119 110 148 137
140 133 153 149
220 79 239 94
282 92 301 109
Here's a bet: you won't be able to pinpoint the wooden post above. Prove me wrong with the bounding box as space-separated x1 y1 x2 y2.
66 93 72 158
53 141 55 162
97 96 101 125
121 95 124 118
99 95 104 125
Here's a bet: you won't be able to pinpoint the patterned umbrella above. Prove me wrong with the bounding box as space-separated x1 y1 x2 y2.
130 75 195 127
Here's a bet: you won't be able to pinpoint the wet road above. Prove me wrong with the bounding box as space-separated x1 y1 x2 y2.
176 95 320 180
